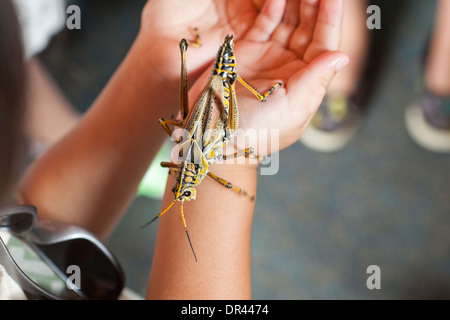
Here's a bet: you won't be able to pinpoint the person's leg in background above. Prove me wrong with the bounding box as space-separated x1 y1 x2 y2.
425 0 450 97
301 0 369 152
14 0 80 158
25 57 79 158
405 0 450 153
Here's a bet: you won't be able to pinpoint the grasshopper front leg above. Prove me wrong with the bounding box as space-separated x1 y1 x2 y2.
237 76 282 102
161 161 179 169
187 27 201 47
161 161 180 176
159 118 184 140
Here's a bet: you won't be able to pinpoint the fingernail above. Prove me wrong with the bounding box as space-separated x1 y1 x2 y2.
335 56 350 71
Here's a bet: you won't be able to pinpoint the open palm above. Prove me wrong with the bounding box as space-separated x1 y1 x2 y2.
140 0 268 85
187 0 349 155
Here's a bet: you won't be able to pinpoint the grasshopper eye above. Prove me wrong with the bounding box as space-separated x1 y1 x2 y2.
183 191 192 198
181 188 196 201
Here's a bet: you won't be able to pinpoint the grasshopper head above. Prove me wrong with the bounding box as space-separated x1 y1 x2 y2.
172 161 205 202
172 185 197 202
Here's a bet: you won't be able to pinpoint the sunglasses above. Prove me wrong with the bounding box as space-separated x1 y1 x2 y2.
0 205 125 300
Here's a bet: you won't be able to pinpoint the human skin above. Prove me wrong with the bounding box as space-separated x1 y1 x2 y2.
17 0 347 299
146 0 348 299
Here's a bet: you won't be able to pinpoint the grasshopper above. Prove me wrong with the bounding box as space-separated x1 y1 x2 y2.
143 32 281 261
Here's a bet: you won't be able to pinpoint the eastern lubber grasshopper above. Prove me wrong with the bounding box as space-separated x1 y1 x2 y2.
143 31 281 261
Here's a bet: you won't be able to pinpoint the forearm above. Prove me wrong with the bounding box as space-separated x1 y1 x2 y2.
147 163 257 300
18 33 180 239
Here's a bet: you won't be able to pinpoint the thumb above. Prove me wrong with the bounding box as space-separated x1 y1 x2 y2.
289 51 349 109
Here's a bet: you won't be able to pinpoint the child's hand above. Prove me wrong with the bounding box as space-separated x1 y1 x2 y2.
188 0 349 156
138 0 269 87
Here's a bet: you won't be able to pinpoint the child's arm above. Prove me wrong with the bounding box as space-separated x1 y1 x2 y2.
147 0 348 299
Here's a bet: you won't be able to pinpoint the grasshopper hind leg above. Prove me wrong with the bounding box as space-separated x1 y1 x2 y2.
187 27 201 47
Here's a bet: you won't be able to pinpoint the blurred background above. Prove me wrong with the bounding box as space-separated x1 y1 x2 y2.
36 0 450 299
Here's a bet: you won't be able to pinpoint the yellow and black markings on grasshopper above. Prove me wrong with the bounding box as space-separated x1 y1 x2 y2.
142 33 282 262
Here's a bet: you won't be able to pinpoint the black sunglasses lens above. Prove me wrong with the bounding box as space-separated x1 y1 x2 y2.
34 239 124 299
0 206 36 236
1 233 81 300
1 206 124 300
0 213 34 236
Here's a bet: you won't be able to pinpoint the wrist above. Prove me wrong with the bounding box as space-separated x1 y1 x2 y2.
124 33 181 113
125 37 163 86
207 162 258 202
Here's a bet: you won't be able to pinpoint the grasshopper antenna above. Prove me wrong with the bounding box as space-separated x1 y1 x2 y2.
185 229 197 263
140 200 175 229
181 202 197 262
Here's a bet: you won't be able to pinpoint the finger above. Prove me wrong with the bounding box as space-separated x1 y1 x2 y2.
251 0 266 10
270 0 300 46
287 51 349 113
303 0 345 63
244 0 286 41
289 0 320 57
